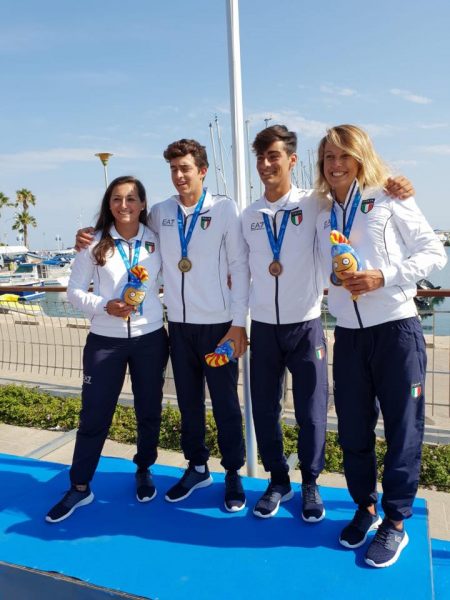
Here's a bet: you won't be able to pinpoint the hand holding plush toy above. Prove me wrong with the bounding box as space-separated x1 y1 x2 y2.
330 230 361 301
121 265 149 317
205 340 235 367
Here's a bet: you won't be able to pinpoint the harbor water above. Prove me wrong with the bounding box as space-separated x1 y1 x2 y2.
39 248 450 335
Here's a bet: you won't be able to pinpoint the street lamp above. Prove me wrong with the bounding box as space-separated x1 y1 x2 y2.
95 152 113 189
55 235 62 251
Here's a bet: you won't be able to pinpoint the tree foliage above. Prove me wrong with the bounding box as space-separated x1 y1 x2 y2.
12 188 37 247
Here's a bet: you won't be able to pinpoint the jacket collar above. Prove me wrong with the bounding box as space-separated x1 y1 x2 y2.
252 185 302 214
109 222 145 242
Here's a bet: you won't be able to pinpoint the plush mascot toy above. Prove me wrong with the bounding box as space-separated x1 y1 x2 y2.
121 265 149 316
330 230 361 301
205 340 235 367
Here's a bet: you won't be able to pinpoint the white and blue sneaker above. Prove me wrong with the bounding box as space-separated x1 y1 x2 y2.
365 518 409 568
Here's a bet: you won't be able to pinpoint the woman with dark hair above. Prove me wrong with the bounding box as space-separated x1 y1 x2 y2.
316 125 447 567
46 176 169 523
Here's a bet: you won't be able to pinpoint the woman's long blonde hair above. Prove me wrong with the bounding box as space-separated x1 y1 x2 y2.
315 124 390 195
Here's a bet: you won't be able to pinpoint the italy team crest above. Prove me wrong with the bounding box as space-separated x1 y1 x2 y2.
291 209 303 226
315 346 325 360
201 216 211 230
411 383 422 398
145 242 155 254
361 199 375 214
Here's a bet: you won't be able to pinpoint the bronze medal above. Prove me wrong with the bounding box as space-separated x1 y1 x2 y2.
268 260 283 277
178 257 192 273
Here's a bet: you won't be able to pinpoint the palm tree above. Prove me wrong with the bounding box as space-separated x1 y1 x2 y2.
12 189 37 248
0 192 13 246
0 192 10 215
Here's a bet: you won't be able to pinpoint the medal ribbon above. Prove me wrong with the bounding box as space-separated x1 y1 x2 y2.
330 180 361 239
114 239 141 276
177 188 207 260
263 210 290 262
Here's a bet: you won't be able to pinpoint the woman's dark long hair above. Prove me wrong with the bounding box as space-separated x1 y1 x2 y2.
93 175 148 266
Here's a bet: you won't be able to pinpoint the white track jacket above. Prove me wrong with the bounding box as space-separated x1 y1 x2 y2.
150 190 249 326
68 224 164 337
316 184 447 328
242 186 327 325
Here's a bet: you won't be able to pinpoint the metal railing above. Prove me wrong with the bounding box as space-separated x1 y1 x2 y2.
0 287 449 428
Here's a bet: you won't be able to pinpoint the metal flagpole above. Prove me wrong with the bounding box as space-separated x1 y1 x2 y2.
226 0 257 477
209 122 221 195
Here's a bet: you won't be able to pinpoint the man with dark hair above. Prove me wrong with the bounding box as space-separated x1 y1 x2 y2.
76 138 249 512
242 125 328 521
151 138 248 511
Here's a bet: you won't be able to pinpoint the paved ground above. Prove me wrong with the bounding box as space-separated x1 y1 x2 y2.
0 422 448 541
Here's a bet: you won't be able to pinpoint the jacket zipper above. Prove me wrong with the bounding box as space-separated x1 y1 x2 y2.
126 241 132 338
340 200 364 328
273 213 280 325
181 214 188 323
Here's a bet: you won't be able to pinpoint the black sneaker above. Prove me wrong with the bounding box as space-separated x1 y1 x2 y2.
301 483 325 523
45 485 94 523
253 481 293 518
165 464 213 502
365 518 409 568
339 508 382 548
136 470 157 502
224 471 246 512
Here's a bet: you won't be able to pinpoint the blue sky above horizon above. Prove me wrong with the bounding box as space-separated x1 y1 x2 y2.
1 0 449 250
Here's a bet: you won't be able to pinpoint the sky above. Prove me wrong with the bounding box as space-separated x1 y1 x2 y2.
1 0 449 250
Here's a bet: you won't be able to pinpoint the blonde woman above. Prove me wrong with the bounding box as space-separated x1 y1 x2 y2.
316 125 447 567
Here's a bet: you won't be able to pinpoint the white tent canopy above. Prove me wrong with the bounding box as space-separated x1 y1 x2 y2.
0 245 28 255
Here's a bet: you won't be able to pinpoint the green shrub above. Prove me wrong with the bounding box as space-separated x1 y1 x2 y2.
0 384 448 491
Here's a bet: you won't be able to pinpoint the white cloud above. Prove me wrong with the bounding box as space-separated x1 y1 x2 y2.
0 147 153 172
361 123 400 137
320 84 357 97
417 122 448 130
390 89 432 105
247 111 328 139
390 159 419 168
418 145 450 155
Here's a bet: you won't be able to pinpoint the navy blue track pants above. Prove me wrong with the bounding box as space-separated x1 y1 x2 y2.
250 318 328 481
168 321 245 471
70 328 169 485
333 317 427 521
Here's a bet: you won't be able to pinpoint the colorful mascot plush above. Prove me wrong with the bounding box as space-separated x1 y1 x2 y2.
330 230 361 301
205 340 235 367
121 265 149 316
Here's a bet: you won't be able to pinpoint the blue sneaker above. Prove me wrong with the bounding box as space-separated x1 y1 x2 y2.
165 464 213 502
253 481 293 518
339 508 382 548
365 518 409 567
136 470 157 502
301 483 325 523
224 470 246 512
46 485 94 523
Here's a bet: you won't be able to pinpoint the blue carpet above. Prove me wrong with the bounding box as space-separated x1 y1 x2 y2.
432 538 450 600
0 453 434 600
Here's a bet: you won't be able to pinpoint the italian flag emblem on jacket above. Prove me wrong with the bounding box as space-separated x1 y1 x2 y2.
411 383 422 398
315 346 325 360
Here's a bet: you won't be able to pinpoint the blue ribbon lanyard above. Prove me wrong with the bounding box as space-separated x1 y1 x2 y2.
177 188 206 259
114 238 141 278
330 181 361 239
262 210 290 261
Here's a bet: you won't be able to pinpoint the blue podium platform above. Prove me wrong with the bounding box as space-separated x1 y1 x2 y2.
0 453 440 599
